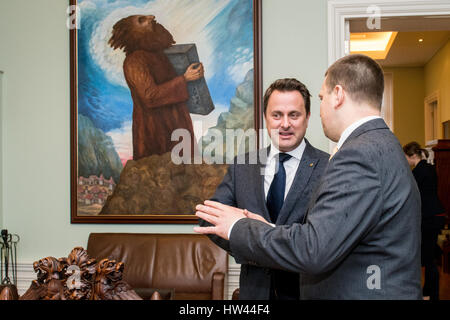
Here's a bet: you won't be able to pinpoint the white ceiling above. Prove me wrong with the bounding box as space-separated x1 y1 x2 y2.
350 16 450 67
378 31 450 67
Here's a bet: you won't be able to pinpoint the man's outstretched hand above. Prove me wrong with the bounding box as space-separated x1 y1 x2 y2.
194 201 271 240
194 200 245 240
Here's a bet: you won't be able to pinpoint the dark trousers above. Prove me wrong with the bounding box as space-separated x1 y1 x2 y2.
421 216 445 300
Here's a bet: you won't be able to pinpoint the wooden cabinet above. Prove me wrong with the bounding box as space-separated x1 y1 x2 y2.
432 139 450 225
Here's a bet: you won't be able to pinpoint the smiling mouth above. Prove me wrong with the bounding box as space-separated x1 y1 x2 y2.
279 132 293 138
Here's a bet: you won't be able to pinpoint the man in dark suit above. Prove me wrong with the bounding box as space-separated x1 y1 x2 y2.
199 78 329 299
195 54 422 299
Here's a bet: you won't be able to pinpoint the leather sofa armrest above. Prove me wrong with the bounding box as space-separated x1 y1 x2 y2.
211 272 225 300
134 288 174 300
150 291 162 300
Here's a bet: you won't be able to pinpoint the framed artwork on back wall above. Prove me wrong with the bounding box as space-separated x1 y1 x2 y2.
70 0 262 223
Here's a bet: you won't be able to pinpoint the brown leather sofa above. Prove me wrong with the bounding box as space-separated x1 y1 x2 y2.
86 233 228 300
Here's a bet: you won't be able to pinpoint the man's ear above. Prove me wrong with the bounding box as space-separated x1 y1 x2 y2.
333 85 345 109
304 112 311 129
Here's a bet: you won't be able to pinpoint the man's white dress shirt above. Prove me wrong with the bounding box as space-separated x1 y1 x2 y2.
263 139 306 200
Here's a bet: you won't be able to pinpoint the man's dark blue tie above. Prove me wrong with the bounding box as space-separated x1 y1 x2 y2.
267 153 292 224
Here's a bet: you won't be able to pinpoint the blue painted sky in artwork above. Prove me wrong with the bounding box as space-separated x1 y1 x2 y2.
77 0 254 136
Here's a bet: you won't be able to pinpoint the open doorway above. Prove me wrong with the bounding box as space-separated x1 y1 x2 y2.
327 0 450 153
349 17 450 152
424 91 440 145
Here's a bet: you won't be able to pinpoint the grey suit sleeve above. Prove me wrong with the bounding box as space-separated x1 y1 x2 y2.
229 146 382 275
199 163 236 254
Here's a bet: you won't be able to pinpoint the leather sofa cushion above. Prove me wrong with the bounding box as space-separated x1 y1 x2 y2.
86 233 227 297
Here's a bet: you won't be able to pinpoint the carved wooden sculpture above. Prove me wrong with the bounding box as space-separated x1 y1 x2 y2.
13 247 142 300
19 256 66 300
93 258 141 300
63 246 97 300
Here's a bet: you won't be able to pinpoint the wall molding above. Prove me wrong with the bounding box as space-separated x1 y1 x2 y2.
227 262 240 300
4 262 242 300
1 262 36 296
328 0 450 65
382 72 394 131
424 90 441 144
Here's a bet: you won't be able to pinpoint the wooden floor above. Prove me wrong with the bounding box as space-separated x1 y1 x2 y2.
421 266 450 300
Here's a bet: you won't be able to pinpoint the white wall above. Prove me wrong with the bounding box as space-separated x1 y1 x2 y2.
0 0 329 265
0 71 4 229
262 0 329 149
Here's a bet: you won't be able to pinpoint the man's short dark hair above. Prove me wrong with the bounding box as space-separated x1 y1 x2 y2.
325 54 384 109
263 78 311 114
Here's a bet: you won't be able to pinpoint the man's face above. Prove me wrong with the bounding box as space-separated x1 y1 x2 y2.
264 90 310 152
132 15 157 32
318 77 338 142
131 15 175 50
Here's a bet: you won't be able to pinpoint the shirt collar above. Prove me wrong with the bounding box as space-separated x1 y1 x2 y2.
268 139 306 162
336 116 382 149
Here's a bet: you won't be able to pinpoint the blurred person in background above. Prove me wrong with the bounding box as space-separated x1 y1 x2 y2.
404 141 446 300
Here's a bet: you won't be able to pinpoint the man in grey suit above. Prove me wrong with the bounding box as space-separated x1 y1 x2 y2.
199 78 329 299
195 54 422 299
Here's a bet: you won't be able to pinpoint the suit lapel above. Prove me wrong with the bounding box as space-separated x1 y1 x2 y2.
276 141 317 225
